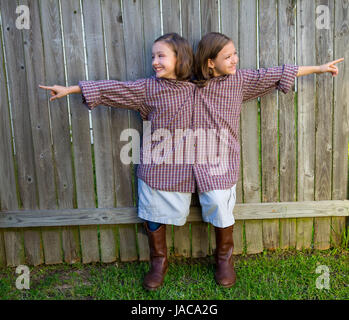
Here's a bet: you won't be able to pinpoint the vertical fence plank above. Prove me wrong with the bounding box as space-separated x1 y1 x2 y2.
119 0 145 261
181 0 201 51
102 0 129 262
174 224 191 257
39 0 77 265
220 0 243 255
0 11 20 267
0 230 5 267
61 0 96 264
0 0 39 266
240 0 263 254
260 0 280 251
25 0 61 265
278 0 297 249
296 0 316 249
200 0 219 35
314 0 334 250
162 0 181 34
83 0 116 263
332 0 348 247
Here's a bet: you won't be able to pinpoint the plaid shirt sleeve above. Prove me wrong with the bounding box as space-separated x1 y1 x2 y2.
78 79 147 111
241 64 299 102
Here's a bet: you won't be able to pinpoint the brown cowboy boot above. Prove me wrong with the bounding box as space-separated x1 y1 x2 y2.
214 225 236 288
143 222 168 291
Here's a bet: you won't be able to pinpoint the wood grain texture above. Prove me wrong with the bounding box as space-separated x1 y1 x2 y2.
61 0 96 264
162 0 181 34
296 0 316 249
2 200 347 228
60 0 85 264
278 0 297 249
239 0 263 254
0 5 20 267
314 0 334 250
259 0 279 251
83 0 116 263
332 0 349 247
34 0 63 265
0 0 39 266
200 0 219 35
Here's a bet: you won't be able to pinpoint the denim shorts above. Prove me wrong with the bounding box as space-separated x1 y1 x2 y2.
137 178 236 228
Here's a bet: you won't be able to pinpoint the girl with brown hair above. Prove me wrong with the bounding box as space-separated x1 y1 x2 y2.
193 32 343 288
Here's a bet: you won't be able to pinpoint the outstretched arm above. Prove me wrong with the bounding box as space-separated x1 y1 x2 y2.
296 58 344 77
39 79 147 112
39 85 81 101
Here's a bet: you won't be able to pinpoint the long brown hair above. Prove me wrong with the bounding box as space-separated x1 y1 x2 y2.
154 33 194 81
194 32 232 87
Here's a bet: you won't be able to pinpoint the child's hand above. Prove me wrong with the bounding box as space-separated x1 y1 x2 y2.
39 84 70 101
318 58 344 77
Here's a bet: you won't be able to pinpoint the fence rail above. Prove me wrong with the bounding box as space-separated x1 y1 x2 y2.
0 0 348 267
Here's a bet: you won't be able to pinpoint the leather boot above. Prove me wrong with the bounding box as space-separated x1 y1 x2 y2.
143 222 168 291
214 225 236 287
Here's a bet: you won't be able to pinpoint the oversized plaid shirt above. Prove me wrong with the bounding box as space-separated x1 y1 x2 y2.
79 64 298 193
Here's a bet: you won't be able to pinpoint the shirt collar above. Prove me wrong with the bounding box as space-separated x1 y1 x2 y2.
154 76 195 88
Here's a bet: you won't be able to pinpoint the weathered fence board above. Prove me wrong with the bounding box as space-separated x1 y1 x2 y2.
278 0 297 249
314 0 334 250
296 0 316 250
37 0 63 265
331 0 349 247
61 0 96 264
1 0 39 266
59 0 83 265
2 200 347 228
84 0 116 264
0 4 19 267
240 0 264 255
260 0 280 250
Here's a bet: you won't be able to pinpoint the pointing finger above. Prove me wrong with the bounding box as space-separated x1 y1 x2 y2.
331 58 344 65
39 85 54 90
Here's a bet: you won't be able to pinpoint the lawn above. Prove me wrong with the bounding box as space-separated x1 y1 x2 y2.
0 248 347 300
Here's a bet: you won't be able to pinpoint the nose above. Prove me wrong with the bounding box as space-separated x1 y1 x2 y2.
152 56 159 66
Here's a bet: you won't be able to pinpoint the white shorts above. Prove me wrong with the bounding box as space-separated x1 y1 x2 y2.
137 178 236 228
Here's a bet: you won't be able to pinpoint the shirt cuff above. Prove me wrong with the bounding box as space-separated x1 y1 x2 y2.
277 64 299 94
78 80 100 110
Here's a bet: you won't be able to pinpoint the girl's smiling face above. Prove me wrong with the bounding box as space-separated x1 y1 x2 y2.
208 41 239 77
152 41 177 80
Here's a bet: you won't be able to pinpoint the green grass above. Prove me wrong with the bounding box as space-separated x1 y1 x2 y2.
0 248 348 300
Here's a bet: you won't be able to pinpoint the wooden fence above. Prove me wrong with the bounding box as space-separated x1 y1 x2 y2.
0 0 348 267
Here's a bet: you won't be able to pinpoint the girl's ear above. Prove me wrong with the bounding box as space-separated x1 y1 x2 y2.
207 58 215 69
